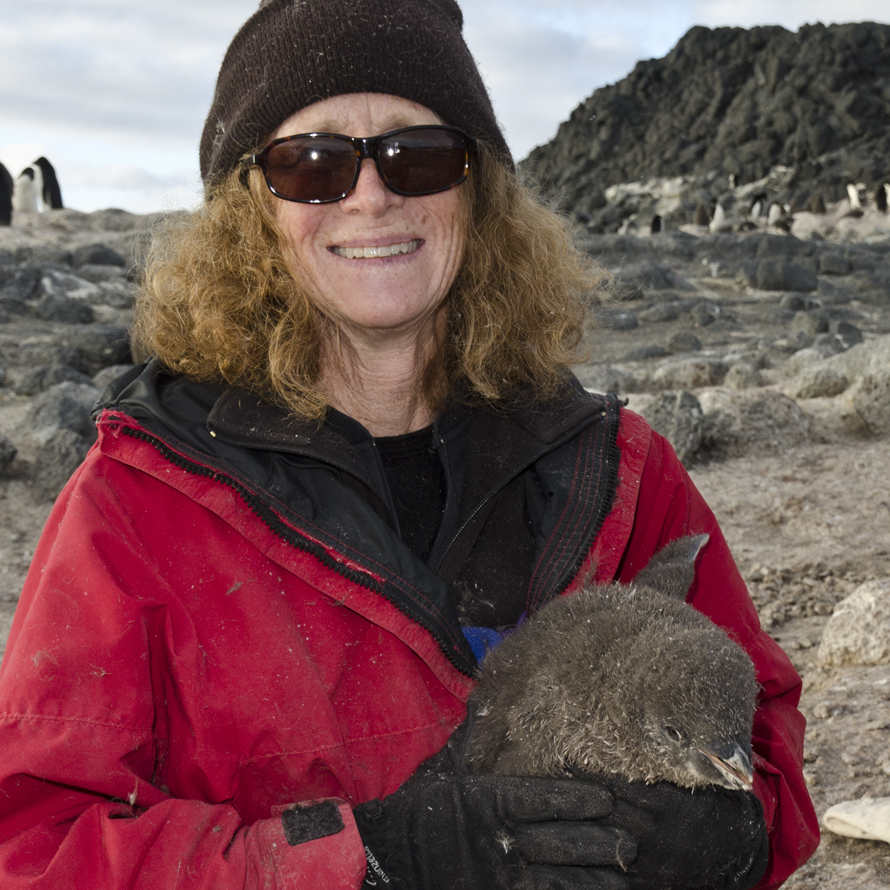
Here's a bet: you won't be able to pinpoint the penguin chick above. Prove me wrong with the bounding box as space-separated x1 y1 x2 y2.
464 535 758 792
12 167 39 214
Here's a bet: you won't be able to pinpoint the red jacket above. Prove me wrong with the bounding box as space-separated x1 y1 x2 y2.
0 369 818 888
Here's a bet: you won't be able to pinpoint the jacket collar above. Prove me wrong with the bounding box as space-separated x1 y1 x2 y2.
206 375 601 464
97 361 608 517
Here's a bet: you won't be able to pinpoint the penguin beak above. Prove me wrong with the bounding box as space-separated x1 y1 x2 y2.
698 740 754 791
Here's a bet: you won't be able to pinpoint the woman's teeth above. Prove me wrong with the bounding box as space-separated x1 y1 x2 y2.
332 240 418 259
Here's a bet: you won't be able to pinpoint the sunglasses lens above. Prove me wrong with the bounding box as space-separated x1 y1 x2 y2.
379 128 470 195
264 136 357 202
256 127 472 202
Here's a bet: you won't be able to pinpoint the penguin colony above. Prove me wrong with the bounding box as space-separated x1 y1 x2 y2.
464 535 758 792
0 157 63 226
671 180 890 236
0 164 11 227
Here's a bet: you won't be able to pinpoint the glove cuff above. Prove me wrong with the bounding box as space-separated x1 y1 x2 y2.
355 798 402 888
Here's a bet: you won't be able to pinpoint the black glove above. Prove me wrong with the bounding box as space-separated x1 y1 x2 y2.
599 779 769 890
354 768 635 890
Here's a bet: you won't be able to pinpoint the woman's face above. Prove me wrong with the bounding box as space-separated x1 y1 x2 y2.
270 93 467 342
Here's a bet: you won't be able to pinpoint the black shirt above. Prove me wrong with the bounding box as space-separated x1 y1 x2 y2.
375 425 446 564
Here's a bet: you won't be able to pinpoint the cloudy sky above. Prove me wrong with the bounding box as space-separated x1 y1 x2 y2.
2 0 889 214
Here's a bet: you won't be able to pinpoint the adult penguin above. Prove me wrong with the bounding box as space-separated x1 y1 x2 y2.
34 157 63 209
0 162 12 225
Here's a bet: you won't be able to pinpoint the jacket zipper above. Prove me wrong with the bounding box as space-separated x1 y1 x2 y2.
548 402 622 600
430 477 512 575
433 397 622 597
115 422 476 677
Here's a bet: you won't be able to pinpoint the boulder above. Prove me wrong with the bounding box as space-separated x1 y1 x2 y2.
92 364 138 394
723 362 763 390
699 389 813 459
812 333 847 357
72 243 127 268
23 381 100 446
576 364 633 395
832 321 864 349
818 253 853 276
95 281 137 309
75 263 130 284
0 266 39 302
59 325 132 375
787 367 849 400
624 344 668 361
638 390 704 465
784 343 841 376
779 293 821 312
850 369 890 437
36 293 96 324
653 357 727 390
790 311 829 337
754 235 815 261
690 302 722 326
822 334 890 383
32 429 94 502
818 579 890 667
666 330 702 354
14 245 72 266
18 344 89 375
39 270 101 302
824 798 890 844
0 299 29 319
747 260 818 293
637 303 682 324
13 365 95 397
611 262 675 294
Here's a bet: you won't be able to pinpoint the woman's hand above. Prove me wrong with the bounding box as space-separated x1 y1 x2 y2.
353 770 633 890
601 780 769 890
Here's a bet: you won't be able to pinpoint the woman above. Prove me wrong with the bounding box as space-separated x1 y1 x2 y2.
0 0 817 887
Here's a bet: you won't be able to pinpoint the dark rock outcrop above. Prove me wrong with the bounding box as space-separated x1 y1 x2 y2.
526 22 890 223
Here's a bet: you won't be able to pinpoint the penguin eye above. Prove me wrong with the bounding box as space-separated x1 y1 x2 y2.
663 726 684 743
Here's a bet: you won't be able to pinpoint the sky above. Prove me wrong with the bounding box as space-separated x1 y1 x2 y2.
2 1 889 215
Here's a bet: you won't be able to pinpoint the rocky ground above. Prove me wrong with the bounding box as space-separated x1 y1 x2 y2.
577 215 890 888
1 208 890 887
0 208 168 645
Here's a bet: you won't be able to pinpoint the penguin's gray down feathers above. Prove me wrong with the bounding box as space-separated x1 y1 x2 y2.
463 535 759 790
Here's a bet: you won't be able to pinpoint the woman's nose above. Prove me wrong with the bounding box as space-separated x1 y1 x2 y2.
339 158 405 215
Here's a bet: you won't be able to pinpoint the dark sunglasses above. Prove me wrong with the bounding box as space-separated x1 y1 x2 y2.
244 125 477 204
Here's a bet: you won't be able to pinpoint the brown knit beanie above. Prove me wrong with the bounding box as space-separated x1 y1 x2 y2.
199 0 511 185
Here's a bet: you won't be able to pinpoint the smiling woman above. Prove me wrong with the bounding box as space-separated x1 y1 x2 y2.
135 98 595 429
0 0 817 888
